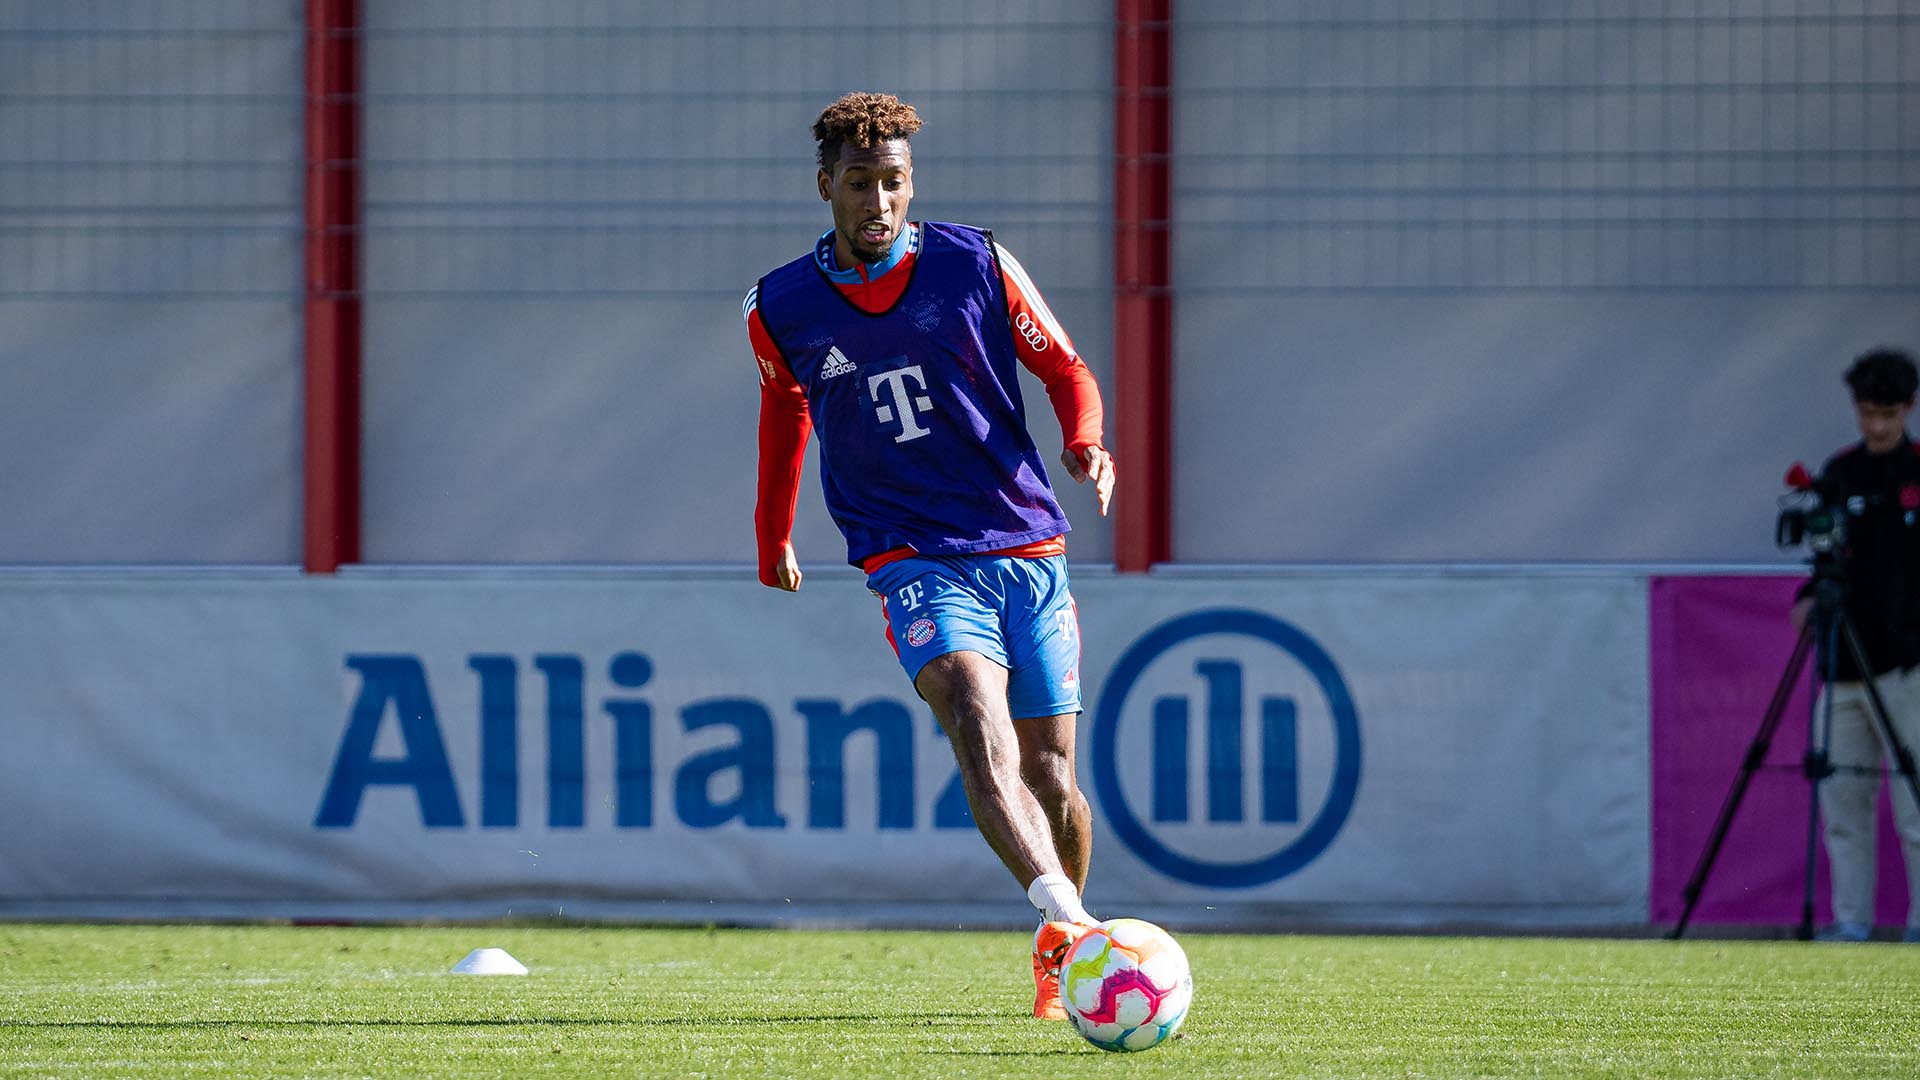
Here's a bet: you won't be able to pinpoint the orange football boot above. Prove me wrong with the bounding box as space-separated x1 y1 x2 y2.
1030 920 1094 1020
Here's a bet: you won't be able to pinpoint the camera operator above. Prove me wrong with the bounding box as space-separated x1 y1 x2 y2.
1792 347 1920 943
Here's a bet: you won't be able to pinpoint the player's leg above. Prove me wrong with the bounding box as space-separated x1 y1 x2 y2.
999 555 1098 1019
915 652 1093 1021
1000 554 1092 896
915 651 1075 891
1014 713 1092 891
871 554 1095 1017
1014 712 1096 1020
869 556 1066 891
1818 682 1879 939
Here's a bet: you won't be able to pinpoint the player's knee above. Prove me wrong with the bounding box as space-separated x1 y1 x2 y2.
931 690 1001 744
917 655 1010 733
1020 747 1077 804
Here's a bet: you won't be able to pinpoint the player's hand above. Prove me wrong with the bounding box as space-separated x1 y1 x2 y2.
1062 445 1115 518
773 542 803 592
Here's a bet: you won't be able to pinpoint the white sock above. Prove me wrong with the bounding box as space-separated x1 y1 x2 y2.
1027 873 1093 926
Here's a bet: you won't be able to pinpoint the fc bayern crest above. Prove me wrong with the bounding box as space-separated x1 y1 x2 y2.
906 618 937 648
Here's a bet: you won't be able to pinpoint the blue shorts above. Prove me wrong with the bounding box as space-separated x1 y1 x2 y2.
868 553 1082 719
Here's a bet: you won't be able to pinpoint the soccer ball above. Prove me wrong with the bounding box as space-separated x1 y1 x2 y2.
1058 918 1192 1052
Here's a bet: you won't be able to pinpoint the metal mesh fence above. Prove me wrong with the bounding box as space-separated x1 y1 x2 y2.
0 0 302 299
1177 3 1920 294
0 1 1114 302
353 0 1117 565
6 3 1915 565
360 0 1112 302
0 2 303 564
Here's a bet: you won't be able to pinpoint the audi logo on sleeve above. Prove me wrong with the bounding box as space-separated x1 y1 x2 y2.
1013 311 1049 352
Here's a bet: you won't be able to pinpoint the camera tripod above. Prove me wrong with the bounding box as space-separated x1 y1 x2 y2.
1670 577 1920 940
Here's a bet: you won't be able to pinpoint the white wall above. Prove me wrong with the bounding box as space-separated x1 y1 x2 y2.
357 1 1115 564
3 4 1915 566
0 3 302 562
1170 4 1920 562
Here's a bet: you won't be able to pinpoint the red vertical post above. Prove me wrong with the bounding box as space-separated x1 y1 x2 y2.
304 0 362 572
1114 0 1172 572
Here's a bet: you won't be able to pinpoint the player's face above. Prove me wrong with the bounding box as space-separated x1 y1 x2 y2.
818 140 914 267
1855 398 1913 454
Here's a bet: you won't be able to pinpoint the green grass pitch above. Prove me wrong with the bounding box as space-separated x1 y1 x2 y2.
3 924 1918 1078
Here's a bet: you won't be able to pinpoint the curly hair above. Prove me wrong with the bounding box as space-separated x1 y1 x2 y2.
1846 347 1920 405
812 92 923 171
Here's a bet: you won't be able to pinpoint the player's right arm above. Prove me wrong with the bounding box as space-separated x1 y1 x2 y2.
995 242 1115 517
746 292 811 591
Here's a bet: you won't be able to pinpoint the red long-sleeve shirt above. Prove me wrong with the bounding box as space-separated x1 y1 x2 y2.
746 224 1104 585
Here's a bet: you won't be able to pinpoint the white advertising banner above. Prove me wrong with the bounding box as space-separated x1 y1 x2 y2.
0 571 1648 928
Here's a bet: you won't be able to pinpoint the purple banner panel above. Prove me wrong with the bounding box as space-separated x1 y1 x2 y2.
1650 575 1910 927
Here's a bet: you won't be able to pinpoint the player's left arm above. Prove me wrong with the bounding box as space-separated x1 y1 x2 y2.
996 242 1114 516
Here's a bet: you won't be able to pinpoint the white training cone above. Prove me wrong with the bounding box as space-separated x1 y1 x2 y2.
450 947 529 975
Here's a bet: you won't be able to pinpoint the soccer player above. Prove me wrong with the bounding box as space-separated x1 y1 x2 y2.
744 92 1115 1019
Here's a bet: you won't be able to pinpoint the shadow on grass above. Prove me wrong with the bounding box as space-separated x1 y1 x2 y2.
921 1048 1084 1057
6 1013 1001 1030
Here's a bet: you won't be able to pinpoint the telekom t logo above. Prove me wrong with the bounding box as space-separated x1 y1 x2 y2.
868 366 934 443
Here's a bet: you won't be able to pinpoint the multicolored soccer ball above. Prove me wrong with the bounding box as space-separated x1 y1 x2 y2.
1058 918 1193 1052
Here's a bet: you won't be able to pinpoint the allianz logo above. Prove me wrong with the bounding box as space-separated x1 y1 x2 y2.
314 653 976 832
1093 610 1363 888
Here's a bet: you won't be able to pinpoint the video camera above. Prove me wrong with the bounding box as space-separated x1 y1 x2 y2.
1775 461 1846 558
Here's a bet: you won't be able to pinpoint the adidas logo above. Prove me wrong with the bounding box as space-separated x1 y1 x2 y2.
820 346 857 379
